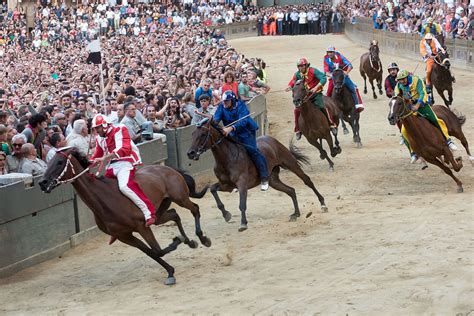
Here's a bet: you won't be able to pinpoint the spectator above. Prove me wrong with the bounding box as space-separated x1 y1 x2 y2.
192 95 216 125
238 72 252 102
0 151 8 175
222 71 240 98
121 99 143 144
6 134 27 173
46 132 67 163
66 119 90 157
18 143 47 176
145 105 165 133
22 113 47 159
195 79 213 109
164 98 190 129
0 124 10 155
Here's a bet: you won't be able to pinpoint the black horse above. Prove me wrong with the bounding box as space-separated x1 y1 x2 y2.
331 68 363 147
430 49 455 107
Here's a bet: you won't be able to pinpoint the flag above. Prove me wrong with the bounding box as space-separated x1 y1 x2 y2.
86 39 101 65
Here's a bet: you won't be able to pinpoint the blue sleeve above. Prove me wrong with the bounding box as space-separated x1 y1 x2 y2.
213 104 224 125
232 102 251 132
339 53 352 68
194 88 201 108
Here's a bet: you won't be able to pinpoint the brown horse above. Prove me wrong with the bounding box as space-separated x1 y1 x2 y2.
430 50 455 107
388 96 464 192
360 41 384 99
39 147 211 285
433 104 473 161
187 119 328 231
291 79 342 171
332 68 363 147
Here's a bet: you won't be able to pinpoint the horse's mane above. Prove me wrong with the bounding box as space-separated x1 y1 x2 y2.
70 148 91 169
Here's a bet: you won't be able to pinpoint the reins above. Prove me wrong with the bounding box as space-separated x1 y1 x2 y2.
369 51 382 72
55 151 91 184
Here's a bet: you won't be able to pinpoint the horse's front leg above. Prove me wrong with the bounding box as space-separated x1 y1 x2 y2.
237 186 248 232
370 78 377 99
377 75 383 95
436 87 449 106
339 112 349 135
210 182 232 222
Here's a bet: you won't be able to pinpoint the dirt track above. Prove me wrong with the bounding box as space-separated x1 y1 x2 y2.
0 35 473 314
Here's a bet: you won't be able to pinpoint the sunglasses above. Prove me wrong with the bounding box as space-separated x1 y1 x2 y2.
13 143 23 147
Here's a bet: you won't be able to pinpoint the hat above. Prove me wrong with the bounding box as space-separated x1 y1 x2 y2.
387 62 399 70
396 70 409 81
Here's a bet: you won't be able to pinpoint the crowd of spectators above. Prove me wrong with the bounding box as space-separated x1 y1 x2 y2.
343 0 473 40
0 1 270 179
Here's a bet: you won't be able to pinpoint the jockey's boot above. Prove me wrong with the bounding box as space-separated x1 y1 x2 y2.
323 108 337 134
260 178 269 191
145 215 156 227
410 153 419 164
295 131 302 140
447 138 458 151
354 88 365 113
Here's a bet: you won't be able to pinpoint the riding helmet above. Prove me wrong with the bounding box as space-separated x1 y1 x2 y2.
424 33 434 40
91 114 110 128
221 90 236 103
387 62 399 70
396 70 410 81
327 45 336 52
297 57 309 67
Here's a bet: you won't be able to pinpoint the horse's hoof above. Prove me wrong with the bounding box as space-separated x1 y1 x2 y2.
289 214 299 222
238 224 248 232
202 236 212 247
329 166 334 172
356 142 363 148
373 94 378 99
363 89 367 94
457 186 464 193
223 211 232 222
343 128 349 135
187 240 199 249
164 277 176 286
379 90 383 95
321 205 329 213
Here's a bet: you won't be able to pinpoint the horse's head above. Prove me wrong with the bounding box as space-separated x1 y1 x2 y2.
39 147 88 193
387 95 409 125
438 48 451 70
332 67 345 94
187 117 221 160
291 79 307 108
369 41 380 59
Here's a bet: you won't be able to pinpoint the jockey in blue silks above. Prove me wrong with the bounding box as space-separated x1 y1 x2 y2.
213 91 270 191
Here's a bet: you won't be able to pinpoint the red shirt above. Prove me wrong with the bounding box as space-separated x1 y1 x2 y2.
221 82 239 98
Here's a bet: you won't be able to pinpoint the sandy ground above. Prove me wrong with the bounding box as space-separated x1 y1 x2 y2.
1 35 473 315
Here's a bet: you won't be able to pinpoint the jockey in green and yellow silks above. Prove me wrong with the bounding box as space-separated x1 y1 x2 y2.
394 70 458 162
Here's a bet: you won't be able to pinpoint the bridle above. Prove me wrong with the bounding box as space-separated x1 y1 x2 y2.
194 123 226 157
292 80 314 106
53 151 90 185
332 68 345 91
395 95 414 122
369 46 382 72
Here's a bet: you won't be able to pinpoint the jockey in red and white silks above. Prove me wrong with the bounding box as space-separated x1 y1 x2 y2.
90 114 156 227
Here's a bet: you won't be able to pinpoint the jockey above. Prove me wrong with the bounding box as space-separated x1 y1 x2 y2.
394 70 458 163
419 33 446 93
384 62 399 98
420 17 442 38
90 114 156 233
213 91 269 191
324 45 364 112
286 57 335 140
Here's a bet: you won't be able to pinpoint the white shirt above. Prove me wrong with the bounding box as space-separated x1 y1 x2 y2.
299 12 307 24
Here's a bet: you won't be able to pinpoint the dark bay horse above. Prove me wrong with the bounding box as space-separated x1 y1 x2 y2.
430 50 455 107
291 79 342 171
332 68 363 147
39 147 211 285
388 96 464 192
360 41 383 99
433 105 473 162
187 119 328 232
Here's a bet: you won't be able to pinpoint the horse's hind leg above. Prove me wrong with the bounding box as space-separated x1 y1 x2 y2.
282 161 328 213
117 233 177 285
269 167 300 221
158 208 200 249
424 156 463 193
324 132 340 158
236 185 249 232
377 76 383 95
174 198 212 247
210 182 233 222
448 87 453 106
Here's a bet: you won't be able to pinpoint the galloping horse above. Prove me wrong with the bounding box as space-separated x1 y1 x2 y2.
430 50 455 107
388 96 464 192
39 147 211 285
291 79 342 171
360 41 384 99
332 68 363 147
187 119 328 232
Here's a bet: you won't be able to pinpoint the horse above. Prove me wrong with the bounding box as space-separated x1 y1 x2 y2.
39 147 211 285
360 41 384 99
430 50 455 107
432 104 473 161
186 119 328 232
331 68 363 147
291 79 342 171
387 96 464 192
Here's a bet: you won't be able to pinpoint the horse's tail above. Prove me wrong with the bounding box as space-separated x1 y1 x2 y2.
288 139 311 168
176 169 209 199
453 109 466 126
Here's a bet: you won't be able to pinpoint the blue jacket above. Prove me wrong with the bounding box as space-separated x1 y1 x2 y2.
194 87 213 109
213 100 258 139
